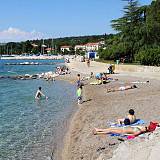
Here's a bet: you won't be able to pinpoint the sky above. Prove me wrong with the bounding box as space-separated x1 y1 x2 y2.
0 0 152 42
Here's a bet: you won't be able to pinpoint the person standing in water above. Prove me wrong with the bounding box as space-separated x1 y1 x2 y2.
77 74 81 87
76 85 83 104
35 87 48 100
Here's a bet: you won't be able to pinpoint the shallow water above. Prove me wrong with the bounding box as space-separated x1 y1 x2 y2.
0 59 76 160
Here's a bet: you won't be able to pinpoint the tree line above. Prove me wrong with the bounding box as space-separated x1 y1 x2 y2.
0 35 105 55
99 0 160 66
1 0 159 66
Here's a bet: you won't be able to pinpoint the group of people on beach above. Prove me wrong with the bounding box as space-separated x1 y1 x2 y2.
75 71 158 139
34 62 157 140
93 108 159 138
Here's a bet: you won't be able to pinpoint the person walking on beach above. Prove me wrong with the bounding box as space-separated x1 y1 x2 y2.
77 85 83 104
35 87 48 100
86 58 90 67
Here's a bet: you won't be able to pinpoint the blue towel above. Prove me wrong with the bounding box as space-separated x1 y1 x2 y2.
107 133 127 138
109 119 145 128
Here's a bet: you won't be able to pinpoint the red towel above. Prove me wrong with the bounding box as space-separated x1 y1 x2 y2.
148 121 158 132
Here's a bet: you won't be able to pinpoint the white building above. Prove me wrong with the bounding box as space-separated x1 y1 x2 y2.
85 43 99 51
74 45 86 51
60 46 71 52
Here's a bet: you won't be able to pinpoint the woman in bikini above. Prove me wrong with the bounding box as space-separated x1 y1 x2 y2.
93 121 158 136
107 85 137 93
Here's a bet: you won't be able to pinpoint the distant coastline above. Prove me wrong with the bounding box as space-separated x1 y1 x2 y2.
0 55 64 60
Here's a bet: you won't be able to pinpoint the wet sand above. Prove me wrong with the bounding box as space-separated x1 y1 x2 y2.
60 59 160 160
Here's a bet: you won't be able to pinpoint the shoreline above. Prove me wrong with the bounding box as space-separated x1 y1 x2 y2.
0 55 63 60
61 58 160 160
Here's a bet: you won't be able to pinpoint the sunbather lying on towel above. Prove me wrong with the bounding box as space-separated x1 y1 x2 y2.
118 109 136 125
107 85 137 93
131 80 149 84
93 121 158 136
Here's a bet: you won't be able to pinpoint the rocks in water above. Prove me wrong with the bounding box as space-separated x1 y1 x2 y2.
0 71 59 80
5 62 56 65
31 74 38 79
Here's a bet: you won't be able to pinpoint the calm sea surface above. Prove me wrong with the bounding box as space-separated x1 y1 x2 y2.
0 59 76 160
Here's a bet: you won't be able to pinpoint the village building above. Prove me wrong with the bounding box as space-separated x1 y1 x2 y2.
85 42 99 51
45 48 55 53
74 45 86 51
60 46 71 52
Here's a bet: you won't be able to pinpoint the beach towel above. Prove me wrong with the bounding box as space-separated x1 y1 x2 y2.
90 80 102 85
131 81 149 84
109 133 127 138
109 119 145 128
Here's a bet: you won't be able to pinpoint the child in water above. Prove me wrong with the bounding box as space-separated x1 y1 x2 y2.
76 85 83 104
35 87 48 100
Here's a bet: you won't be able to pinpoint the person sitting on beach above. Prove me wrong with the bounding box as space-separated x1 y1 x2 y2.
107 85 137 93
95 73 102 80
118 109 136 125
90 72 94 79
108 64 114 74
65 67 70 74
93 121 158 136
35 87 48 100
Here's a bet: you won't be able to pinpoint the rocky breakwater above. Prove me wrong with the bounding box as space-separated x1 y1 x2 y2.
5 62 57 65
0 72 59 80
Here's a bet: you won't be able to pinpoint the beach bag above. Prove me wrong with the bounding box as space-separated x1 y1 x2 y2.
148 121 158 132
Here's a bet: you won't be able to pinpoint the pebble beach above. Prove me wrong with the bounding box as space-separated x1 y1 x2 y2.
60 58 160 160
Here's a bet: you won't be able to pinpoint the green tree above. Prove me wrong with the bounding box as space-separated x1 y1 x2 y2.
111 0 144 60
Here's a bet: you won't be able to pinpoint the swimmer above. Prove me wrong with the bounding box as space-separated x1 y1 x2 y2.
35 87 48 100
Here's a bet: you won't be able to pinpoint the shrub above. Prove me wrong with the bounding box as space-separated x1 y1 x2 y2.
135 48 160 66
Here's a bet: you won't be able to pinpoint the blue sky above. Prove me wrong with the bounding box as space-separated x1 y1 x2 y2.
0 0 152 42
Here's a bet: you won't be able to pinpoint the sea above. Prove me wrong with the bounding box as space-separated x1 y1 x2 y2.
0 59 76 160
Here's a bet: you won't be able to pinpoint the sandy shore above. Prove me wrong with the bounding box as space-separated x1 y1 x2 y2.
60 59 160 160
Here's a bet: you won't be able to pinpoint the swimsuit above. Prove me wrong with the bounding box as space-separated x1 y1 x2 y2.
132 127 142 132
119 86 125 91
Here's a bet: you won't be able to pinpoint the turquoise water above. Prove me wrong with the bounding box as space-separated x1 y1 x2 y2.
0 59 76 160
0 59 64 76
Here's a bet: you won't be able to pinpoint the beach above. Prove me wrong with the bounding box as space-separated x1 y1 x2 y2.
61 58 160 160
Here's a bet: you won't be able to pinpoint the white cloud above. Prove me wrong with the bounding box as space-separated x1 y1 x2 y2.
0 27 44 42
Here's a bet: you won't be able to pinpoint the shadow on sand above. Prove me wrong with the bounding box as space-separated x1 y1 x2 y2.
82 99 92 103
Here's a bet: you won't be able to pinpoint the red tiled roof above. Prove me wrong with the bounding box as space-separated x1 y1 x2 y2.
85 43 99 46
45 48 54 51
61 46 71 48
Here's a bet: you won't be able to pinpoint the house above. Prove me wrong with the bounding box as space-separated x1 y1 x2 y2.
85 43 99 51
45 48 54 53
75 45 86 51
60 46 71 52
